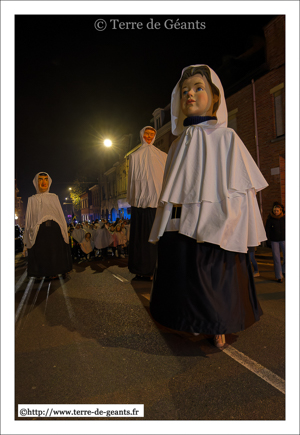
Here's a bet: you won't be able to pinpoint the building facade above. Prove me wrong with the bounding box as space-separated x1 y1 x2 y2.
226 15 285 223
15 179 25 227
89 184 101 221
80 191 92 222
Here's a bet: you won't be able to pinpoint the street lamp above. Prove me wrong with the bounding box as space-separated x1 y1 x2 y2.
104 139 112 148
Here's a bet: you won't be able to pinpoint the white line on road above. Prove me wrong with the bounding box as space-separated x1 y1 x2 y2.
257 261 274 266
97 264 106 269
112 273 128 283
223 346 285 394
15 270 28 293
141 293 151 301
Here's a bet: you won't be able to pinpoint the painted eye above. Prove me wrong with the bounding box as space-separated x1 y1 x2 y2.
196 86 203 92
182 90 188 96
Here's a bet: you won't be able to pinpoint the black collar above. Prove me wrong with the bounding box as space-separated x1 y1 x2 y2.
183 116 217 126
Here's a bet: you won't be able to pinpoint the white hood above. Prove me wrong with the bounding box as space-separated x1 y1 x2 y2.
171 64 227 136
32 172 52 194
139 126 156 147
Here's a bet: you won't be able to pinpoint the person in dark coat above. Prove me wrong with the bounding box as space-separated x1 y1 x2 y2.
265 202 285 282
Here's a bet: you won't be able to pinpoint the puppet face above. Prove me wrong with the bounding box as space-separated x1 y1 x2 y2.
180 74 218 118
38 175 49 193
143 129 156 144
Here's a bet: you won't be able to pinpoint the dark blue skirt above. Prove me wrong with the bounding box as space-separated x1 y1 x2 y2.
128 206 157 276
150 232 262 335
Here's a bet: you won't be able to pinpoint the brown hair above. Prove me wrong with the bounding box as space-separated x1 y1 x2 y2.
179 66 220 114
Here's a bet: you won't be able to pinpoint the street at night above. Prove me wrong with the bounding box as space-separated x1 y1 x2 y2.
2 1 299 434
15 250 285 422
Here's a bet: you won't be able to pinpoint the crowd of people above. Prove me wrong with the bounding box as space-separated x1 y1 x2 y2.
68 218 131 263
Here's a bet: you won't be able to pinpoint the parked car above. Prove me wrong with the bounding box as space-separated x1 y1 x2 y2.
15 224 24 253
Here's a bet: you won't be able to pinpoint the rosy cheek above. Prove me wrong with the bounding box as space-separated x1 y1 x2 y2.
197 93 208 104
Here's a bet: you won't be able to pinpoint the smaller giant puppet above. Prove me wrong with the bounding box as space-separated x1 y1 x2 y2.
149 65 269 348
23 172 72 278
127 126 167 279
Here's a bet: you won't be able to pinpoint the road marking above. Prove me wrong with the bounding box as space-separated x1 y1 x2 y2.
112 273 128 283
257 261 274 266
15 270 28 293
223 346 285 394
141 293 151 301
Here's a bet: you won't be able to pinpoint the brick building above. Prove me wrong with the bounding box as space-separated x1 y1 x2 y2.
89 184 101 221
80 191 92 222
226 16 285 223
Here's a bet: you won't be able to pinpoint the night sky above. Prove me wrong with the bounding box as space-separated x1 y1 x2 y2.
15 14 275 205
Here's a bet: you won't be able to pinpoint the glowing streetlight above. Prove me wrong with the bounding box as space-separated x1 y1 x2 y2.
69 187 72 191
104 138 112 148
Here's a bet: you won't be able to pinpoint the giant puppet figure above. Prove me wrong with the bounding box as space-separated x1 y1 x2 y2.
127 126 167 279
23 172 72 278
149 65 268 348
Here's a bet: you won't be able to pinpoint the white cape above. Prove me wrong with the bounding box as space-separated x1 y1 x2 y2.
23 172 69 249
126 126 167 208
93 226 114 249
149 65 268 253
72 228 86 243
80 238 94 254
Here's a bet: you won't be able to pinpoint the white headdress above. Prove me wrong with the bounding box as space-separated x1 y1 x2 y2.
171 64 228 136
32 172 52 194
140 126 157 146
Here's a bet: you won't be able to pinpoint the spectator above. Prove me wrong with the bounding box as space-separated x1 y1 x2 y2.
265 202 285 283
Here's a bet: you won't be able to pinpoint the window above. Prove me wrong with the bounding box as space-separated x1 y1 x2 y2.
270 83 285 138
156 117 161 130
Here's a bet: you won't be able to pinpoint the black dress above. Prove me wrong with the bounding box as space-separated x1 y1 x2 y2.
128 206 157 277
27 220 72 278
150 232 262 335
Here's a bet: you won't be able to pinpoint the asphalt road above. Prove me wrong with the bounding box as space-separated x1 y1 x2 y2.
14 251 286 426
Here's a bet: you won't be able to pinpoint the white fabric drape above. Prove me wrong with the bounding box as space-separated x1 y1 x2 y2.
93 226 114 249
126 126 167 208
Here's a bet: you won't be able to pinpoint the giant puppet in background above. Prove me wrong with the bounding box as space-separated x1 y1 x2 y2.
127 126 167 279
23 172 72 278
149 65 269 348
